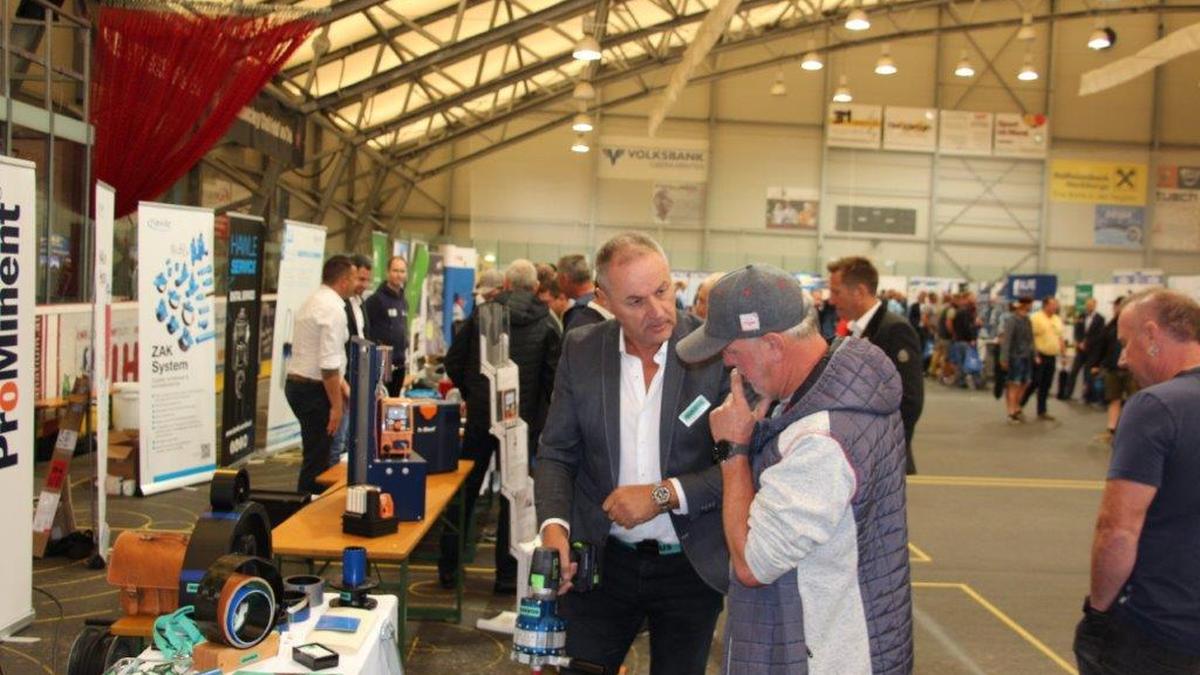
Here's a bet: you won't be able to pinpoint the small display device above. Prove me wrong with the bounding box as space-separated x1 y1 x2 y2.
379 398 413 457
292 642 340 671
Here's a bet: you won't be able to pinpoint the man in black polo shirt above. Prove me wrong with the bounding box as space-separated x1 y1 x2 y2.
363 255 409 396
1075 288 1200 674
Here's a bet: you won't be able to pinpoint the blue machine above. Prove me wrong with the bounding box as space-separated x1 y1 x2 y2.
347 337 427 522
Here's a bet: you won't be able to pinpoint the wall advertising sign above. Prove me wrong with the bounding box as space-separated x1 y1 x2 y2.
826 103 883 149
0 156 36 636
221 214 265 465
883 107 937 152
1155 166 1200 246
1050 160 1147 206
938 110 994 156
266 220 326 452
137 202 218 495
993 113 1049 159
765 187 818 229
1006 274 1058 300
596 136 709 182
1094 205 1145 248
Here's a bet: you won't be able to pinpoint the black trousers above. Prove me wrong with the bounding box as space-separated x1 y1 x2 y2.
1060 351 1089 400
1021 354 1057 415
560 540 723 675
1075 609 1200 674
284 379 333 495
385 365 406 397
438 434 516 583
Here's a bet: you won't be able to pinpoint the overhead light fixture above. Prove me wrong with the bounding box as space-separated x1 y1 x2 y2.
1088 22 1116 50
832 75 853 103
954 50 975 78
483 253 497 263
573 81 596 100
770 69 787 96
801 38 823 71
572 113 594 132
1017 13 1036 41
845 8 870 31
572 35 602 62
570 135 590 153
874 44 897 75
1017 52 1039 81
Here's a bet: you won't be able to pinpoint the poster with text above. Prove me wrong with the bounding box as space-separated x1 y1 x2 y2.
266 220 326 452
1050 160 1147 206
597 136 709 182
652 183 705 225
993 113 1048 159
827 103 883 149
93 181 114 559
1154 166 1200 246
883 107 937 152
1094 205 1145 248
221 214 265 465
137 202 217 495
0 156 35 635
371 231 389 290
765 187 818 229
938 110 994 156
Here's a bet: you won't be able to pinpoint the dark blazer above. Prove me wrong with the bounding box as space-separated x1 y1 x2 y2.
1076 312 1106 355
862 305 925 475
534 314 730 594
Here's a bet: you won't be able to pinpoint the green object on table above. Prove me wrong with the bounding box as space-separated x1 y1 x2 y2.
152 605 205 659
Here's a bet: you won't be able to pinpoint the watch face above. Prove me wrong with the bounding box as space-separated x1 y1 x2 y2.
713 440 730 463
652 485 670 506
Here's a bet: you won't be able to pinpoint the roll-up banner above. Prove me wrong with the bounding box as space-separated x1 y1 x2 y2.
93 181 115 559
0 156 36 636
265 220 326 452
137 202 218 495
221 214 265 465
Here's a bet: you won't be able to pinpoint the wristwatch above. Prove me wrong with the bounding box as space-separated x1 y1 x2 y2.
651 483 672 512
713 439 750 464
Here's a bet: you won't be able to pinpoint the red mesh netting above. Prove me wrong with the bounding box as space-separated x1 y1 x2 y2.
91 6 316 217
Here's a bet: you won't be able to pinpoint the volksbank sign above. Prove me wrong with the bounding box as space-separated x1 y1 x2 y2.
597 136 709 183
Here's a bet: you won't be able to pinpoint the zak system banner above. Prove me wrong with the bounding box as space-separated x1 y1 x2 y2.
137 202 217 495
221 214 265 465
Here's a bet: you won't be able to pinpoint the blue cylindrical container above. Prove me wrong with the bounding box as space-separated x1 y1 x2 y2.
342 546 367 588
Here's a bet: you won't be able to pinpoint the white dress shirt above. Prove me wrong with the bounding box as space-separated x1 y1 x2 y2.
349 295 366 338
287 285 349 380
849 300 883 338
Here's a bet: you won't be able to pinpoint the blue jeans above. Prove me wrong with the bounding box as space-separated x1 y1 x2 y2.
330 403 350 464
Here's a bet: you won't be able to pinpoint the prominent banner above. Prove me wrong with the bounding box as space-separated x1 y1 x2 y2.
597 136 709 182
266 220 326 452
0 156 35 636
1050 160 1147 206
993 113 1049 159
1006 274 1058 300
93 181 115 560
827 103 883 149
371 231 389 290
221 214 265 465
137 202 217 495
938 110 994 156
883 107 937 153
1094 204 1145 248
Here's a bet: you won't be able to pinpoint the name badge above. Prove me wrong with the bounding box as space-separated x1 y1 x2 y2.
679 395 711 428
387 308 398 317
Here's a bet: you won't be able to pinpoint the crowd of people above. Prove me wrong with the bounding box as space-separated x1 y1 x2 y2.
281 235 1200 674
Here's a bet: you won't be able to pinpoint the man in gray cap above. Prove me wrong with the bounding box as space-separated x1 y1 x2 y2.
677 264 913 675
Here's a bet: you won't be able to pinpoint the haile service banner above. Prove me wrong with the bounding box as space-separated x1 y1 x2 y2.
220 214 265 466
137 202 217 495
0 156 36 636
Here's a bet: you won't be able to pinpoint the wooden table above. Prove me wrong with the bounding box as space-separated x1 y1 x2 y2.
272 460 474 663
316 460 348 488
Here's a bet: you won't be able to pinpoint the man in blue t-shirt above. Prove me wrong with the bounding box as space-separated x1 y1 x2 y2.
1075 288 1200 675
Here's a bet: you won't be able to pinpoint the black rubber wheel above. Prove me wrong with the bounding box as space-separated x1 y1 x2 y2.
66 625 107 675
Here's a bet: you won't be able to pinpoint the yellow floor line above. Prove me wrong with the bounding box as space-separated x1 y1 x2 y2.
909 475 1103 490
33 608 111 624
32 558 86 575
37 572 107 588
913 581 1078 674
0 645 53 674
908 542 933 563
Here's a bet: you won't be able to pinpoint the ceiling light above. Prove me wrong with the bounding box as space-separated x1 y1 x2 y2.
832 75 853 103
573 35 602 61
570 135 590 153
845 8 870 31
954 50 975 78
801 50 824 71
483 253 497 263
770 70 787 96
1017 13 1036 41
573 81 596 100
1017 52 1039 81
874 44 897 75
1088 24 1116 50
572 113 594 132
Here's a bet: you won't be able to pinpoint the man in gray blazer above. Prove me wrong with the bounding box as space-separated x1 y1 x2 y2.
534 233 729 675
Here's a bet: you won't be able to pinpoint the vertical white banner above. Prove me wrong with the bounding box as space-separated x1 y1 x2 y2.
265 220 327 452
137 202 217 495
93 182 114 558
0 156 36 635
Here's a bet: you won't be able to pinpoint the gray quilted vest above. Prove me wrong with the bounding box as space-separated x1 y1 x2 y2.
724 337 914 674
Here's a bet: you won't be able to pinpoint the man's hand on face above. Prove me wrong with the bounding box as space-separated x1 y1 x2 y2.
603 485 661 529
710 369 771 445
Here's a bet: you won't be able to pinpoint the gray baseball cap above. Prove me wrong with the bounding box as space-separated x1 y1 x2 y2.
676 264 810 363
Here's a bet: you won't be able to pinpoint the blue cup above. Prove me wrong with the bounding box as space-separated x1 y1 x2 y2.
342 546 368 588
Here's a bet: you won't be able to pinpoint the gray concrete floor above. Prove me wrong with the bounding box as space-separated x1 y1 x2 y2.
4 381 1110 674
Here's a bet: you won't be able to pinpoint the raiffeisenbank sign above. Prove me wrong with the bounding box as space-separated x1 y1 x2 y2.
597 136 709 183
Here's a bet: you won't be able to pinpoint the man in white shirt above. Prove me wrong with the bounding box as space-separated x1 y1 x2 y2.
534 234 729 675
285 255 356 494
330 254 373 462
